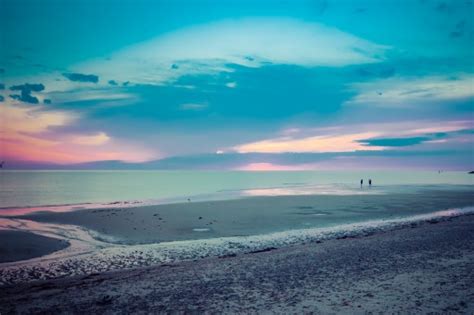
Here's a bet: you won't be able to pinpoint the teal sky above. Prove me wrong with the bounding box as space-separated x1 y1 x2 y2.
0 0 473 170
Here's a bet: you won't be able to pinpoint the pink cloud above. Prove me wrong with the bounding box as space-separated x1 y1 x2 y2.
0 102 158 164
233 132 385 154
236 162 312 171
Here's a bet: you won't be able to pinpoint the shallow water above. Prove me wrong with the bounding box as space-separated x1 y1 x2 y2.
0 170 472 210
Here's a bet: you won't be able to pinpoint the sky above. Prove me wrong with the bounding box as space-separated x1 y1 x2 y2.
0 0 473 170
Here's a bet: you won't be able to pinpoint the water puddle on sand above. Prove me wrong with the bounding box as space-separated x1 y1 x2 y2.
0 206 473 286
0 218 113 264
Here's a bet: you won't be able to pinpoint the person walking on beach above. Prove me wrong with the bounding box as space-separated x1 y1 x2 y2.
369 179 372 187
360 179 363 188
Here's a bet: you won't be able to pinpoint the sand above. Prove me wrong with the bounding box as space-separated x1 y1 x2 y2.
1 214 473 314
17 189 474 244
0 230 69 263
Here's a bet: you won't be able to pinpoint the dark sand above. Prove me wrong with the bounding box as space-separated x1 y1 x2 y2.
1 215 473 314
17 189 474 244
0 230 69 263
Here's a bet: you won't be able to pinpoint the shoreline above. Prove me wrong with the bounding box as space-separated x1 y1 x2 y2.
1 205 473 286
11 188 474 245
1 182 472 217
1 213 473 313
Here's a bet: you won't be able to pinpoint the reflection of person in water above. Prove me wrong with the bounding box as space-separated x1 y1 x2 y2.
369 179 372 187
360 179 363 188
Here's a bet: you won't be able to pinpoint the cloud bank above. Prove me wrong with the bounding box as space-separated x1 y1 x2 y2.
77 18 388 86
62 72 99 83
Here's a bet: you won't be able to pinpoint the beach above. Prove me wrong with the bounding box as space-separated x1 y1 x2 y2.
0 172 472 313
1 214 473 314
3 0 474 311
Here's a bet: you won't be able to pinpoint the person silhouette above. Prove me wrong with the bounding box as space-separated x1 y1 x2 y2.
369 179 372 187
360 179 363 188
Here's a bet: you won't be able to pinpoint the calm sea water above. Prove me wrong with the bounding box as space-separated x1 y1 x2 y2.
0 170 472 209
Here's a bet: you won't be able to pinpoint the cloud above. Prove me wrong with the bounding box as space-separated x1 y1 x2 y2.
9 83 45 104
1 102 75 137
10 83 45 92
348 74 474 106
229 120 474 154
179 103 208 111
49 87 136 104
236 162 308 171
9 93 39 104
0 83 4 90
232 132 385 153
76 18 388 86
0 95 4 102
358 136 430 147
62 72 99 83
0 101 157 164
70 132 110 146
357 127 474 147
225 82 237 88
108 80 118 86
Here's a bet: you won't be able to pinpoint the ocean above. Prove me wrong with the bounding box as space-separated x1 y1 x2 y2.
0 170 472 210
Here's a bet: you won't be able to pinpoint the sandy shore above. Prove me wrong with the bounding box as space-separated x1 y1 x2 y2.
1 214 473 314
0 230 69 263
16 189 474 244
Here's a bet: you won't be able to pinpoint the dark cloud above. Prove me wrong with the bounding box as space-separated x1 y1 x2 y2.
358 136 430 147
0 95 4 102
62 72 99 83
44 99 52 104
9 83 45 104
10 93 39 104
108 80 118 86
171 64 179 70
357 129 467 147
0 83 4 90
122 81 130 86
10 83 45 92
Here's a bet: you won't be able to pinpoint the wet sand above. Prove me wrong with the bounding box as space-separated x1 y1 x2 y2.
1 214 473 314
16 189 474 244
0 230 69 263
